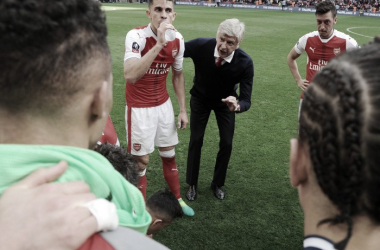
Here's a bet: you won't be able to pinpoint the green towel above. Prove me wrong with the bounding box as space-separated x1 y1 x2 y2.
0 144 152 234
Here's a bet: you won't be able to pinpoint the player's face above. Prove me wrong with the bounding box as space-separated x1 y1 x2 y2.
146 0 176 34
216 33 239 59
316 11 337 39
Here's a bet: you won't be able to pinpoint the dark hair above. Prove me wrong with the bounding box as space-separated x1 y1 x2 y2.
299 37 380 250
0 0 110 115
146 189 184 221
315 1 337 17
148 0 174 8
94 143 140 186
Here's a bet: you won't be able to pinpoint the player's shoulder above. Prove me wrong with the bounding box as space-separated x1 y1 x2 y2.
334 30 359 46
186 37 215 46
127 25 150 38
175 30 184 40
236 48 253 63
300 31 320 41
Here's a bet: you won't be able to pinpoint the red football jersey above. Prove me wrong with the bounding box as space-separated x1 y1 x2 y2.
98 115 120 146
294 29 358 98
124 24 184 108
77 233 115 250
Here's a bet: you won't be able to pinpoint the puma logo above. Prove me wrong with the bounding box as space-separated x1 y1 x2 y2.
309 47 315 53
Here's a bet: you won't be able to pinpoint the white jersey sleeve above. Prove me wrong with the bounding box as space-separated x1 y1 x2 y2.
346 34 359 50
172 32 184 71
124 29 146 62
294 31 318 55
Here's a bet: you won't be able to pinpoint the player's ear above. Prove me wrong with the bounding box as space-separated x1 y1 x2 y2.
333 16 337 24
90 80 111 121
235 37 240 49
171 12 177 22
152 218 163 226
289 139 308 188
146 9 151 18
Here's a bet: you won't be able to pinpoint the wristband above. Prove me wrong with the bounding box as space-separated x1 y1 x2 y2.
83 198 119 232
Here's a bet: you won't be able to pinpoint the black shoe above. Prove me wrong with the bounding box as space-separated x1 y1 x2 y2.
211 182 225 200
186 185 197 201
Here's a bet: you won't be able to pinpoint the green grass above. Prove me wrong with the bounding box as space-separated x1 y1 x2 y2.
102 4 379 249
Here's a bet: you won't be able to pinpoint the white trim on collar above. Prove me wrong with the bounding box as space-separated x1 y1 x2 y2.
214 46 234 63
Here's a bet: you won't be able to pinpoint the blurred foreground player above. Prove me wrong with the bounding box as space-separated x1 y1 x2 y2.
0 0 152 241
290 38 380 250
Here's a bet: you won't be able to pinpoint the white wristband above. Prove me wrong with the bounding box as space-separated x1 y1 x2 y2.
83 198 119 232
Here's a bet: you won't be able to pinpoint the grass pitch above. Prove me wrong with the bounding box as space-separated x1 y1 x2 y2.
102 4 379 249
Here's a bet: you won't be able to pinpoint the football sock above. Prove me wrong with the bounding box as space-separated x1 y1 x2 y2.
178 198 195 217
161 156 181 199
137 174 147 201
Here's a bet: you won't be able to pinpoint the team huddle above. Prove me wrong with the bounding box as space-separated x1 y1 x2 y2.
1 0 380 249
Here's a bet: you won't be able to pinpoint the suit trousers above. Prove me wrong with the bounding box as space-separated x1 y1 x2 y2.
186 96 235 187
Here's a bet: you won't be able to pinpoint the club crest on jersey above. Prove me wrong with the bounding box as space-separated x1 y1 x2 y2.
333 47 341 56
172 48 178 58
132 42 140 53
133 143 141 151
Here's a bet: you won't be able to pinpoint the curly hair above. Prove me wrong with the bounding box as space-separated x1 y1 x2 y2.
0 0 110 115
299 37 380 250
94 143 140 187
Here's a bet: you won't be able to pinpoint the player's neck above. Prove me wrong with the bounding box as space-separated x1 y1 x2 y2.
0 111 91 148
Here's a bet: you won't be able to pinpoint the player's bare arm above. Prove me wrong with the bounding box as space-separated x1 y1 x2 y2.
222 96 239 112
172 68 188 129
124 22 175 84
287 48 309 91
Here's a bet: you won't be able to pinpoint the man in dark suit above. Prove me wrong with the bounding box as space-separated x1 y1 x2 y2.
184 18 254 201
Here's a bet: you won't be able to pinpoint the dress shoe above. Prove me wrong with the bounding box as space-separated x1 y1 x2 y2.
186 185 197 201
211 182 225 200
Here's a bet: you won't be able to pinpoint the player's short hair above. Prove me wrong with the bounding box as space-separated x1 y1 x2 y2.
148 0 174 8
217 18 245 45
146 189 183 222
94 143 140 186
315 1 337 17
0 0 111 116
299 37 380 250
